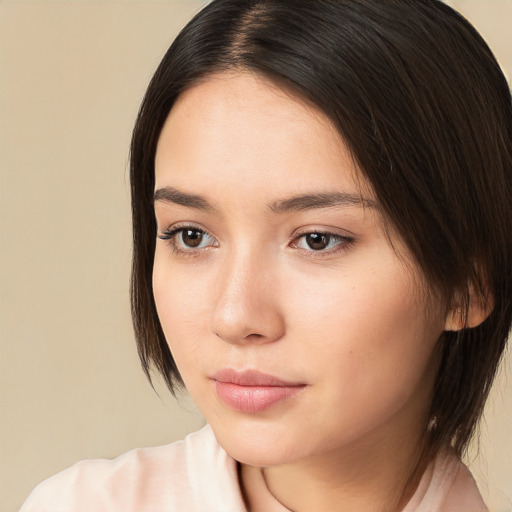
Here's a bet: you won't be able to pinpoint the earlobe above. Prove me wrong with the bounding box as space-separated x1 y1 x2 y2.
444 283 494 332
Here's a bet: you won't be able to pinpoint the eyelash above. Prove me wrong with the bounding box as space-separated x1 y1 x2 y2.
157 225 355 258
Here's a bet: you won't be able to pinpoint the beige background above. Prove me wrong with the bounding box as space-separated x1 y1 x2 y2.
0 1 510 511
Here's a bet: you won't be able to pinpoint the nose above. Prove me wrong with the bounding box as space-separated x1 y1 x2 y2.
210 251 285 345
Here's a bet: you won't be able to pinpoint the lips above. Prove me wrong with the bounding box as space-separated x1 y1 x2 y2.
211 369 306 413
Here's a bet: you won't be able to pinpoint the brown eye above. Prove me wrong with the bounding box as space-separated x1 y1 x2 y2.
293 231 354 254
182 229 204 247
158 225 217 253
305 233 330 250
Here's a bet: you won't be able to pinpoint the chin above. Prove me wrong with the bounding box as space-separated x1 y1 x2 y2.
208 418 312 467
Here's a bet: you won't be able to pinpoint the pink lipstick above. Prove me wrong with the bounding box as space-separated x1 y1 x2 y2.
212 369 306 413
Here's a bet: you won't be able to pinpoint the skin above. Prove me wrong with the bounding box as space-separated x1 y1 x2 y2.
152 72 452 512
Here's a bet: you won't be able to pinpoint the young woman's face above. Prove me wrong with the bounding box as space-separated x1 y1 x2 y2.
153 73 448 467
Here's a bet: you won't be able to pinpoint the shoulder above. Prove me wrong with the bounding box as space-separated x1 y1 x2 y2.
439 459 488 512
409 452 488 512
20 434 191 512
20 425 245 512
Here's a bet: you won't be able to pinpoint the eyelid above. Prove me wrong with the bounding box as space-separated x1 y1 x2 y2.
292 224 356 238
292 225 356 239
158 221 214 238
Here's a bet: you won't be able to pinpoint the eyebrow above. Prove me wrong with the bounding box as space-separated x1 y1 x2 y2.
153 186 377 213
269 192 377 213
154 186 217 212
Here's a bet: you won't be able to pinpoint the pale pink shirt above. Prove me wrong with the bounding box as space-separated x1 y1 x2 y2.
20 425 488 512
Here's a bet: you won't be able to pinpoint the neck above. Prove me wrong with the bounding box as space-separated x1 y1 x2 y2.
241 413 431 512
269 437 425 512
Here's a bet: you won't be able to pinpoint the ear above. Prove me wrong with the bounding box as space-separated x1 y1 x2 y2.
444 281 494 332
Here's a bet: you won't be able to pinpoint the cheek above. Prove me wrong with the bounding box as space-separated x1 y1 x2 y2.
287 258 442 412
152 253 211 363
287 258 427 350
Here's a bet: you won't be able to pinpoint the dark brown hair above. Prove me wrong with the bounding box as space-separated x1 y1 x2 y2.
130 0 512 458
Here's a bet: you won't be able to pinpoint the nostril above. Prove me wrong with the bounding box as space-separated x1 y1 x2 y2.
246 333 264 340
214 330 266 342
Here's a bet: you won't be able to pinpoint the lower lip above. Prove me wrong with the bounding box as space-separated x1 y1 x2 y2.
214 381 305 413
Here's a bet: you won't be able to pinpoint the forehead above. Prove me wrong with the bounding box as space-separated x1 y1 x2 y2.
154 72 373 204
168 71 337 138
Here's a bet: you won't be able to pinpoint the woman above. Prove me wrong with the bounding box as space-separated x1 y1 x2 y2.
21 0 512 510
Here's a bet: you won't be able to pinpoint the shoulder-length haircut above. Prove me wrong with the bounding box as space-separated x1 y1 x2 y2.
130 0 512 458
